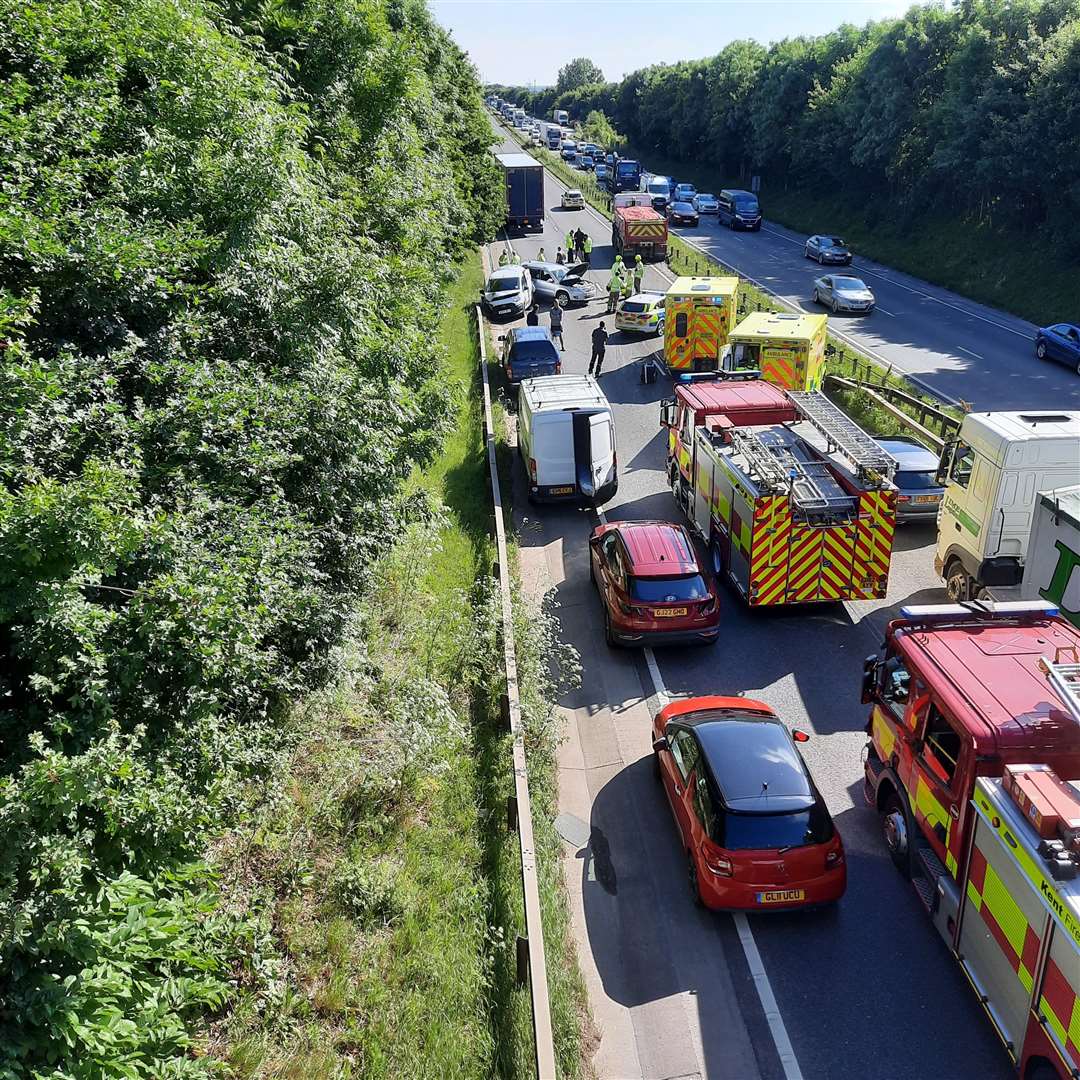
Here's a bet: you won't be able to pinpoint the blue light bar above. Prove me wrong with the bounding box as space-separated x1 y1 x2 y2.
899 601 1059 621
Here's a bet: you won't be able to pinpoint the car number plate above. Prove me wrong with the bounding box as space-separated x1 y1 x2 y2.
549 486 574 495
914 495 940 504
653 607 687 618
756 888 805 904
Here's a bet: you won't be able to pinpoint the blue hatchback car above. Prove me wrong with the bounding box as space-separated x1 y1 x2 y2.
499 326 562 385
1035 322 1080 374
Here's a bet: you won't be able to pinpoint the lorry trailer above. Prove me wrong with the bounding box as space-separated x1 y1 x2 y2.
495 152 545 233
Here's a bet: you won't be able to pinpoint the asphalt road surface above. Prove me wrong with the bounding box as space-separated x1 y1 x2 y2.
489 122 1030 1080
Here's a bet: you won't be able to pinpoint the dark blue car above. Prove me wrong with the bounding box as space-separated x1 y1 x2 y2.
499 326 561 385
1035 322 1080 375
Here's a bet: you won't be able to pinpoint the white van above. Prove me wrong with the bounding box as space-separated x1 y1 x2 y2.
935 410 1080 600
517 375 617 504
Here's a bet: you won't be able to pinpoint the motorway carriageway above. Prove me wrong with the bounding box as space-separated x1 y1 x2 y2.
490 123 1026 1080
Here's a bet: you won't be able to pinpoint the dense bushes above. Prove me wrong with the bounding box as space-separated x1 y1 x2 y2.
0 0 499 1073
493 0 1080 248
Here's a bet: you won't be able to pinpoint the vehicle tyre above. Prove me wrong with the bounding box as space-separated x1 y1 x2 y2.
804 246 811 259
813 290 821 306
882 791 914 879
555 291 569 308
687 850 704 907
710 537 725 577
817 251 824 264
945 559 971 603
1035 340 1047 360
830 297 838 314
589 554 597 589
652 749 661 782
604 609 617 648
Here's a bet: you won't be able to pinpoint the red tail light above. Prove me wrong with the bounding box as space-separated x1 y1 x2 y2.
617 600 648 617
826 848 844 868
528 458 537 482
697 596 717 617
701 846 733 877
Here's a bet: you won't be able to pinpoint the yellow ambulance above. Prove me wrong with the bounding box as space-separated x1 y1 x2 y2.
663 276 739 372
725 311 827 392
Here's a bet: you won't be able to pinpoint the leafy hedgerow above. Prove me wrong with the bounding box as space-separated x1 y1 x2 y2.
0 0 500 1074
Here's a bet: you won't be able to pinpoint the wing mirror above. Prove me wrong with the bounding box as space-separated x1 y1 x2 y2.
860 654 879 704
498 334 506 342
652 735 669 753
659 399 676 429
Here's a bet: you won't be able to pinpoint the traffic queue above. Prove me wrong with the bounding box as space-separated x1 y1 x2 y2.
483 104 1080 1080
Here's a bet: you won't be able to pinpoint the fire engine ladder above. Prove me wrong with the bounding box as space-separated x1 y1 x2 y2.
1040 647 1080 725
786 391 898 484
728 428 854 514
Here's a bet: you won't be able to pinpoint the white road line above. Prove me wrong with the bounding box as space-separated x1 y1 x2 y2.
639 644 805 1080
957 345 984 360
875 306 896 317
760 224 1032 340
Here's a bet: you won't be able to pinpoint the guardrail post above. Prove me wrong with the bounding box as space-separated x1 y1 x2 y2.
516 935 530 987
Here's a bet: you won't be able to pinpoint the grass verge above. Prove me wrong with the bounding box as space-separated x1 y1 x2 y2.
207 254 590 1078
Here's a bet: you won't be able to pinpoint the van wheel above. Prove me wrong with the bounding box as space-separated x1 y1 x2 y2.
944 560 971 602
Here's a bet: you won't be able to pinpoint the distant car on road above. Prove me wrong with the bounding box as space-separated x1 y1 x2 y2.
813 274 874 314
589 520 720 647
594 163 611 184
1035 322 1080 375
804 235 853 265
668 200 699 226
673 183 697 203
615 292 666 336
693 193 719 214
717 189 761 230
579 155 594 171
522 261 598 307
561 146 577 163
561 189 585 210
498 326 561 384
651 697 846 910
871 436 943 522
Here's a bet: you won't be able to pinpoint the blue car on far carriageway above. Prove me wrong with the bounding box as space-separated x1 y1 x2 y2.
1035 322 1080 375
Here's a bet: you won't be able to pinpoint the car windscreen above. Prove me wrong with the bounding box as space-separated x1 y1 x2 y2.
895 469 940 491
629 574 707 602
698 194 716 201
487 275 520 292
716 803 834 850
833 277 865 290
511 340 558 362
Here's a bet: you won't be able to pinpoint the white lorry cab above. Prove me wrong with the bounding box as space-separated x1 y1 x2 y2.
517 375 617 504
935 411 1080 601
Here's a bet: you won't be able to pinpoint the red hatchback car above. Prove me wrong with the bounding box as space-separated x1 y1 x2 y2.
589 520 720 647
652 696 846 910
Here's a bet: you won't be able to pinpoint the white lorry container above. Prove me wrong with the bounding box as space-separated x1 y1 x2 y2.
517 374 617 504
935 411 1080 601
1021 485 1080 627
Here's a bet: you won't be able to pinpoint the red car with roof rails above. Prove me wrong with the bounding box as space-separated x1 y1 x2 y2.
652 696 846 910
589 520 720 647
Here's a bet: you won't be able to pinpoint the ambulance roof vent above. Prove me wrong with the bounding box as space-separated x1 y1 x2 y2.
691 283 711 291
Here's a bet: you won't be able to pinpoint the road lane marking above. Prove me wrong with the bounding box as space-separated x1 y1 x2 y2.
958 345 984 359
875 306 896 317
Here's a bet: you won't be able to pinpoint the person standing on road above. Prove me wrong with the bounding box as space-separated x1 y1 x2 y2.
549 302 564 350
556 246 565 265
510 249 520 264
575 228 587 262
526 303 539 326
498 249 509 266
583 234 593 267
566 229 574 259
537 246 546 263
633 254 644 294
607 269 622 313
622 274 634 302
589 322 609 376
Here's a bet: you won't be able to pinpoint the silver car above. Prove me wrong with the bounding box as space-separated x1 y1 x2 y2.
805 235 852 265
693 192 719 213
813 274 875 314
872 437 944 522
522 261 598 307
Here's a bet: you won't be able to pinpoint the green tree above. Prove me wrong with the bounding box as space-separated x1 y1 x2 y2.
556 56 605 94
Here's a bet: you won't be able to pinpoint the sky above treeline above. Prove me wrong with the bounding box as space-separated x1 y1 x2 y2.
430 0 915 86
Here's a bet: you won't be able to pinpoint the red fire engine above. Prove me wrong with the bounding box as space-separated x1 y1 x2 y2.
862 601 1080 1079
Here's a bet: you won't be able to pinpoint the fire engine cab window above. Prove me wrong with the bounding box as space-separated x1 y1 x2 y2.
674 312 688 338
922 706 961 787
949 442 974 489
880 655 910 717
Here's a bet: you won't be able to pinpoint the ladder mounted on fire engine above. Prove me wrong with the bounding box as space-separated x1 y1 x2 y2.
1040 647 1080 725
786 391 898 484
727 427 857 515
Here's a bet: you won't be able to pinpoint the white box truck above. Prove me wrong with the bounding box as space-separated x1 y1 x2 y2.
517 374 617 504
934 411 1080 601
1021 485 1080 627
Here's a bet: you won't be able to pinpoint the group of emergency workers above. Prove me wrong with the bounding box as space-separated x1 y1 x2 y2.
606 253 644 313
